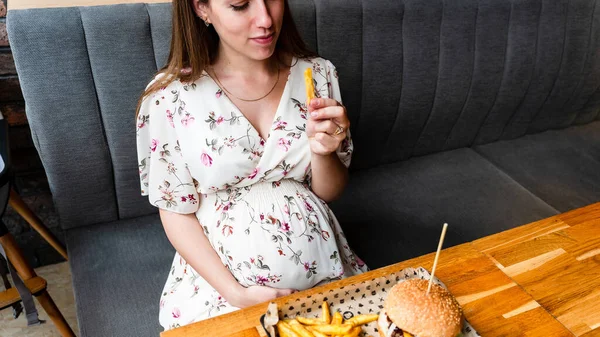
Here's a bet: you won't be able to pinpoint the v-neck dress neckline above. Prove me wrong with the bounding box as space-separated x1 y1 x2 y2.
204 56 298 145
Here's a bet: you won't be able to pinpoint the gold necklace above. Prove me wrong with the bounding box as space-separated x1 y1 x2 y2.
212 67 280 102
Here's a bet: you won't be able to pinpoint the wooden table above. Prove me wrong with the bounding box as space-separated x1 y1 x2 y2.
162 202 600 337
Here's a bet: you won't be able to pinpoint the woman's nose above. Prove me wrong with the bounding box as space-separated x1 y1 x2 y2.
255 2 273 28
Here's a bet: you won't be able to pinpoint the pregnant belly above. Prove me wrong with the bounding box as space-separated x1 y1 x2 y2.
197 180 344 290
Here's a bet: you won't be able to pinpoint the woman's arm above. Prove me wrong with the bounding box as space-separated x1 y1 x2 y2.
307 98 351 202
310 152 348 202
159 209 296 308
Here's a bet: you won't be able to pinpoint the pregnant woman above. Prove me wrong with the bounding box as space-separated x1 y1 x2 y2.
136 0 368 330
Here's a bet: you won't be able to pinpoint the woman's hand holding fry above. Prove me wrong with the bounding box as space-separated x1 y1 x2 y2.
306 98 349 156
303 67 349 157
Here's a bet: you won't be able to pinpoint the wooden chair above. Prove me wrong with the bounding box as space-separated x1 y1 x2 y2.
0 110 76 336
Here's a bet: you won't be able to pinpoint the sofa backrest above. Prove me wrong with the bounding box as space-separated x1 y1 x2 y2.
8 0 600 229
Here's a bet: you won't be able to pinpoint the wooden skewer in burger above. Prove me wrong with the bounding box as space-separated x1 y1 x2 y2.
377 223 464 337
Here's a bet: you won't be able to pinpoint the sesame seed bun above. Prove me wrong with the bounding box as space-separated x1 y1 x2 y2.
383 279 463 337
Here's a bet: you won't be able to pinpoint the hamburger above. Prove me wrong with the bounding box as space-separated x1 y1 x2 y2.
377 279 464 337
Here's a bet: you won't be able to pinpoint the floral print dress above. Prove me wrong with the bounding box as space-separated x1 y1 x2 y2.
136 57 368 330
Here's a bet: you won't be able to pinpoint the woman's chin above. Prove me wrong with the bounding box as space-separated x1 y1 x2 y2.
246 47 277 62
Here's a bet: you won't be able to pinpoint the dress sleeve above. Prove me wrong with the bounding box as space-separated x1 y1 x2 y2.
136 76 200 214
325 60 354 168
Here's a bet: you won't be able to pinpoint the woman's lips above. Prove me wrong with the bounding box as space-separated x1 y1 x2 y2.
252 33 274 45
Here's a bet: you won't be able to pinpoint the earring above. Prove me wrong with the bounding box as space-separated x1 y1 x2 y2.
203 18 210 27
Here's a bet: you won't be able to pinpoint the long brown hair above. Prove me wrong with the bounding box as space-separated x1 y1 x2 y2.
135 0 318 118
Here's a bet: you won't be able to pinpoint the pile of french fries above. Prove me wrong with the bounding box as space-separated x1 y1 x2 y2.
276 301 378 337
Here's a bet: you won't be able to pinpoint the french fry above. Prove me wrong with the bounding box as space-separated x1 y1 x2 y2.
331 312 344 337
270 303 376 337
344 326 362 337
310 323 353 335
345 314 379 327
321 301 331 324
289 319 316 337
277 321 301 337
403 332 414 337
296 316 325 326
331 311 343 325
306 326 329 337
277 323 292 337
304 68 316 105
276 324 286 337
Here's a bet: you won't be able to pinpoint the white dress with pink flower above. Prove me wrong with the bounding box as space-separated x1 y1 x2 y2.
136 57 368 330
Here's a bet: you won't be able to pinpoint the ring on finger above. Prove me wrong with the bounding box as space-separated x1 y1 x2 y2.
333 125 344 136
